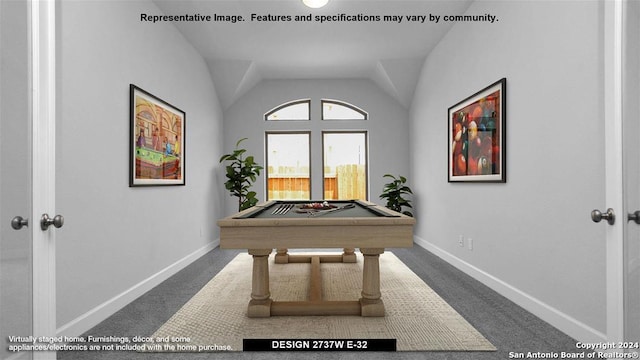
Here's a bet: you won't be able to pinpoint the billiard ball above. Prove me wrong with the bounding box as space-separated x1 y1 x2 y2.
456 153 467 174
468 121 478 140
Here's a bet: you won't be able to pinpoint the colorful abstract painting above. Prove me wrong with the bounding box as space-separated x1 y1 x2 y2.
448 79 506 182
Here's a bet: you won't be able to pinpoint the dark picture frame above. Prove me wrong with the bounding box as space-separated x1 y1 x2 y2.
129 84 185 186
448 78 506 183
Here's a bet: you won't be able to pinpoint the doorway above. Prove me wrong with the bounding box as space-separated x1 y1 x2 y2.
0 1 58 360
622 0 640 344
1 0 33 358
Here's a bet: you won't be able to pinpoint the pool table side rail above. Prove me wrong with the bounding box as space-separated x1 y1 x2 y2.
219 200 415 228
218 200 415 249
218 224 414 249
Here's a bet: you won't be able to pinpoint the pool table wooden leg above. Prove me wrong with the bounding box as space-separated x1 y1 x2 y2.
342 248 357 263
359 248 385 317
274 248 289 264
248 249 272 317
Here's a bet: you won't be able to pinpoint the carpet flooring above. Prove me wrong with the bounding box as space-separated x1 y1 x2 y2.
57 246 589 360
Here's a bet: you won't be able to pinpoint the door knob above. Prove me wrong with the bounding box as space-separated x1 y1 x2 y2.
591 208 615 225
40 214 64 230
11 216 28 230
629 210 640 225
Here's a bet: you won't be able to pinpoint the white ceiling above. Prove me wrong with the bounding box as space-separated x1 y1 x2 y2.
153 0 473 109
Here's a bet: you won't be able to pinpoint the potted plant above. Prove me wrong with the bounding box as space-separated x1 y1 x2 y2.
380 174 414 217
219 138 263 211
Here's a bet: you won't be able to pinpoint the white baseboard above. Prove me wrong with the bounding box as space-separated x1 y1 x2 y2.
56 239 219 337
413 235 607 343
5 351 29 360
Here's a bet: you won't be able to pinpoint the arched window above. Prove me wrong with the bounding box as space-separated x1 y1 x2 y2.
264 99 311 121
321 99 368 120
264 99 369 201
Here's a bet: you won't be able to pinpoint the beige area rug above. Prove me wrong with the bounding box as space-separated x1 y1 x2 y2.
147 252 496 352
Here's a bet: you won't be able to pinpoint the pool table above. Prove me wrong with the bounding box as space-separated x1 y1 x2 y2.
217 200 415 318
135 147 180 179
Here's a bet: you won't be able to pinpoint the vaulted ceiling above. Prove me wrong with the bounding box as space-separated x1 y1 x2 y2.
153 0 473 110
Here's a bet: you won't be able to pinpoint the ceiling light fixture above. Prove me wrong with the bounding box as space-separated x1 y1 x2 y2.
302 0 329 9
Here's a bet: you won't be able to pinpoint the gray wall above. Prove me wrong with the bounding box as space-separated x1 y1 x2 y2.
56 0 223 330
222 79 410 215
410 0 606 340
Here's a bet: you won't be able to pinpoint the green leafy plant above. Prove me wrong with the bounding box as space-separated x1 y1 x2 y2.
380 174 414 217
219 138 263 211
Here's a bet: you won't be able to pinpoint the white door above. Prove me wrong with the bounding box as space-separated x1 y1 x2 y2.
596 0 640 346
1 0 33 359
1 1 57 360
622 0 640 344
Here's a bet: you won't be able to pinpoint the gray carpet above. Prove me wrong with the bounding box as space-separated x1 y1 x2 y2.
57 246 590 359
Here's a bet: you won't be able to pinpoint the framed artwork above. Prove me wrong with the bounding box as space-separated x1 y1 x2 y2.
448 78 506 183
129 84 185 186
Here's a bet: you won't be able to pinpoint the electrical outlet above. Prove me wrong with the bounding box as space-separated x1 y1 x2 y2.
459 235 464 247
468 237 473 251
